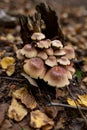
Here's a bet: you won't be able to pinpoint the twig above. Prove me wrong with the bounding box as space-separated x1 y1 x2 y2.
47 102 87 111
67 86 87 126
0 76 24 81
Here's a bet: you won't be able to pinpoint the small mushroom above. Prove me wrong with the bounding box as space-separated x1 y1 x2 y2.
44 66 69 88
64 45 75 59
21 44 37 58
31 32 45 41
54 49 66 56
37 51 48 60
51 40 63 48
36 39 51 49
16 49 24 60
23 57 46 79
45 56 57 67
45 48 54 56
57 56 70 65
66 64 75 75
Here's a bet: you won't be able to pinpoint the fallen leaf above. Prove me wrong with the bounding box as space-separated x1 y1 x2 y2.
44 106 58 119
0 50 6 57
0 56 15 69
8 98 28 121
6 65 15 76
30 110 54 129
13 87 37 109
0 119 12 130
67 98 78 106
67 94 87 107
55 117 65 130
0 104 9 126
42 124 53 130
78 94 87 107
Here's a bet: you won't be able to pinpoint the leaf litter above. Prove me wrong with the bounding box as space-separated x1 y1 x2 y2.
0 1 87 130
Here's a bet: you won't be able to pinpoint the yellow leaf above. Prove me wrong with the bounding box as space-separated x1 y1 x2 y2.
0 57 15 69
78 94 87 107
30 110 54 129
13 87 37 109
6 65 15 76
8 98 28 121
67 98 78 106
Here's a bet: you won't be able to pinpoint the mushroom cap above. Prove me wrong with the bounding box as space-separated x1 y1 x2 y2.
54 49 66 56
64 45 75 59
31 32 45 41
44 66 69 88
45 48 54 56
36 39 51 49
57 56 70 65
45 56 57 67
66 64 76 75
21 44 37 58
51 40 63 48
37 51 48 60
16 49 24 60
23 57 46 79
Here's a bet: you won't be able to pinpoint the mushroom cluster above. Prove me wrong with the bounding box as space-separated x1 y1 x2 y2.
17 32 75 88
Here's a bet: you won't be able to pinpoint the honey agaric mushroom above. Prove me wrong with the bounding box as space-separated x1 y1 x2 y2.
21 44 37 58
45 56 57 67
36 39 51 49
23 57 46 79
37 51 48 60
54 49 66 56
64 45 75 59
57 56 70 65
51 40 63 48
31 32 45 41
44 66 69 88
45 48 54 56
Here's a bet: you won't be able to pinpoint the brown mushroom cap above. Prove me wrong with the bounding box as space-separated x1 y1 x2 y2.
45 56 57 67
66 64 76 75
64 45 75 59
45 48 54 56
57 56 70 65
54 49 66 56
51 40 63 48
37 51 48 60
36 39 51 49
44 66 69 88
21 44 37 58
31 32 45 41
16 49 24 60
23 57 46 79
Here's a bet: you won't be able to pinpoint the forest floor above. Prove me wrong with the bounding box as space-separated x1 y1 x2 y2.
0 0 87 130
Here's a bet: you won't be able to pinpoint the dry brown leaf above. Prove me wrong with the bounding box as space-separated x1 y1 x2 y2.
0 50 6 57
0 57 15 69
0 104 9 126
44 106 58 119
0 119 12 130
30 110 54 129
55 117 65 130
13 87 37 109
42 124 53 130
6 65 15 76
8 98 28 121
